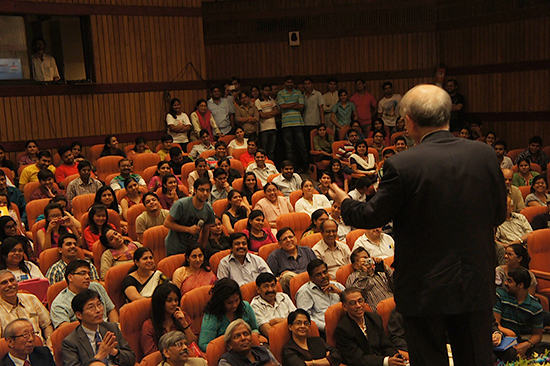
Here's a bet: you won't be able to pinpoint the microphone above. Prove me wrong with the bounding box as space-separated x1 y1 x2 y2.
197 219 205 228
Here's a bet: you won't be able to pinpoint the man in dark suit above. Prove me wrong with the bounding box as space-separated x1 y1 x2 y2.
1 319 55 366
335 288 404 366
330 84 507 366
62 290 134 366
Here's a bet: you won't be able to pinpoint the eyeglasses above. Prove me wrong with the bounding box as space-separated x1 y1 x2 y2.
72 271 91 277
347 298 365 306
170 340 187 348
12 331 40 340
292 320 311 326
280 235 295 242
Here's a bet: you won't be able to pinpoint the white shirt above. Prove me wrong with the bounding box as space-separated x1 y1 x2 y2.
250 292 296 327
352 233 395 259
272 173 303 197
31 53 59 81
217 253 272 287
348 189 366 202
246 162 279 186
82 324 101 354
312 239 351 278
295 195 332 216
227 138 248 151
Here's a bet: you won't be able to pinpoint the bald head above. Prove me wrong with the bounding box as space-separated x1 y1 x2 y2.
502 169 513 188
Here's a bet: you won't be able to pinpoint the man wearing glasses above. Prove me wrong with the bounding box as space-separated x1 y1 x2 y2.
62 290 134 366
50 260 118 329
157 331 206 366
0 270 53 348
2 319 55 366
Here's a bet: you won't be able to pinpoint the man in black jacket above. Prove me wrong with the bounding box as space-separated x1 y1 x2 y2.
1 319 55 366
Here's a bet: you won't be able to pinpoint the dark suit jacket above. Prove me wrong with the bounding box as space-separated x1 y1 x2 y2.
341 130 507 316
0 347 55 366
61 322 135 366
334 312 397 366
282 336 341 366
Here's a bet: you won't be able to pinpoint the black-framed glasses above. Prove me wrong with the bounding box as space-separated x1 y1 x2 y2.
12 331 40 340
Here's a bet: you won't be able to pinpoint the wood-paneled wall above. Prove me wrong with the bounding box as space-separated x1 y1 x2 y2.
204 0 550 150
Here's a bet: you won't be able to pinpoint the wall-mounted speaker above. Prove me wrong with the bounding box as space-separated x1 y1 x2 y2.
288 31 300 47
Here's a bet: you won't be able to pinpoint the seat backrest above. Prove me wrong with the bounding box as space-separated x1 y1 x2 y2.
80 209 121 233
206 333 261 366
390 131 404 145
47 281 68 309
511 163 542 174
338 125 351 141
105 262 134 310
92 240 106 275
63 173 80 189
346 229 368 251
229 159 244 176
142 166 158 185
143 226 169 262
289 272 310 303
0 167 14 181
39 247 85 275
299 232 322 248
186 141 201 154
127 203 147 240
212 199 228 219
367 147 379 163
219 135 236 145
139 351 163 366
157 254 186 279
507 148 524 163
251 191 266 208
23 181 41 203
527 229 550 291
231 148 248 161
276 212 311 240
258 243 279 262
376 297 396 333
133 153 161 176
0 338 8 360
209 249 231 275
199 150 216 159
335 263 353 286
155 185 189 198
520 206 548 224
180 285 213 333
31 220 46 255
26 198 50 228
289 190 303 209
96 156 124 181
269 320 319 363
240 280 283 303
180 162 196 188
72 193 96 222
88 144 105 166
267 173 280 184
52 321 80 366
120 297 153 362
518 185 532 200
18 278 49 303
325 302 345 347
332 141 347 158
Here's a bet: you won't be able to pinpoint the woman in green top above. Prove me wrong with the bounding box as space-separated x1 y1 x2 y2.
312 124 334 161
512 158 540 187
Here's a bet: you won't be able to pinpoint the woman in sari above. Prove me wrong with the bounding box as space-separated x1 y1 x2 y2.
99 227 142 279
172 243 216 295
190 99 221 142
122 247 167 302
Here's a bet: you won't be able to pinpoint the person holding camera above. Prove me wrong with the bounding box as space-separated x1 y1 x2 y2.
345 247 394 311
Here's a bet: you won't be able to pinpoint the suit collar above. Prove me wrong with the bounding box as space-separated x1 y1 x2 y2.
420 129 453 143
77 324 97 358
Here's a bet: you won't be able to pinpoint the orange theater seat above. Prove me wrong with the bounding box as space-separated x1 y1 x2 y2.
206 333 261 366
331 141 347 159
390 132 404 145
258 243 279 262
231 149 248 162
299 233 322 248
80 209 121 233
138 351 163 366
212 199 229 219
269 320 319 364
88 144 105 166
520 206 548 224
180 285 213 334
180 162 196 189
26 198 51 228
47 281 68 309
105 262 134 311
527 229 550 299
72 193 96 222
209 249 230 276
143 226 169 262
230 159 244 176
289 272 310 303
335 264 353 286
518 186 531 200
133 153 161 176
346 229 367 251
511 163 542 174
51 321 80 366
142 166 158 185
325 302 371 346
376 297 396 332
120 297 153 362
126 203 147 240
276 212 311 240
96 156 124 182
39 247 85 276
24 182 60 203
157 254 186 279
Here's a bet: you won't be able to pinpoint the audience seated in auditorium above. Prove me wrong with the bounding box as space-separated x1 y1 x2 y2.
30 169 63 201
169 147 192 177
158 174 186 210
294 179 331 217
240 172 261 209
296 259 345 334
283 309 341 366
331 89 356 129
19 151 56 190
346 248 394 311
110 159 146 191
198 278 259 352
348 121 366 140
335 129 359 170
350 79 377 135
209 168 232 205
335 288 404 366
0 271 53 346
66 161 103 202
239 139 259 168
94 186 122 219
148 161 183 192
515 135 549 173
242 210 276 254
246 149 278 187
37 202 81 250
485 131 497 146
255 85 279 160
250 273 296 338
172 243 216 294
0 195 24 236
120 178 142 220
165 177 215 256
158 134 174 161
141 285 197 357
136 192 169 242
531 200 550 230
352 227 394 260
55 145 79 188
502 169 525 213
312 219 350 278
327 159 349 193
525 175 550 207
301 209 329 238
18 140 39 168
99 228 142 280
313 124 334 161
235 90 260 137
495 196 532 250
122 247 166 303
369 129 386 159
0 236 45 282
217 233 272 287
350 140 377 178
254 182 293 229
217 158 241 186
458 127 472 140
218 319 277 366
494 140 513 170
0 170 26 224
329 201 352 243
227 126 248 156
208 85 235 138
206 141 233 169
158 331 207 366
62 289 133 366
187 158 213 196
0 217 25 245
126 137 153 162
315 172 332 201
2 319 55 366
513 157 540 187
51 260 118 328
100 134 127 158
348 177 372 202
495 244 538 297
393 136 407 153
190 130 215 161
493 268 550 362
46 233 100 284
191 98 221 142
271 161 302 198
222 190 249 234
70 142 86 163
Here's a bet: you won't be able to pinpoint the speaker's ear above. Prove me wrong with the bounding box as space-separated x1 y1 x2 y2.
288 31 300 47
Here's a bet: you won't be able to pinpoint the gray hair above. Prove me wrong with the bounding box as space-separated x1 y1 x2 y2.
4 319 32 338
0 269 13 278
158 331 187 360
223 319 251 345
400 84 451 128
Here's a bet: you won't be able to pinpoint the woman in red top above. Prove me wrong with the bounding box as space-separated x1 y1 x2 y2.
242 210 276 253
82 204 116 255
121 178 142 220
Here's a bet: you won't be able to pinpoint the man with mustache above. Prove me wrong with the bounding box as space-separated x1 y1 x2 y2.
157 331 206 366
46 233 100 284
250 273 296 338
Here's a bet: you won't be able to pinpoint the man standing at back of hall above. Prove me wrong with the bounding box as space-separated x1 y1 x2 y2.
330 84 507 366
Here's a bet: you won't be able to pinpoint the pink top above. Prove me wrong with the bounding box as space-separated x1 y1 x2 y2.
147 175 183 192
243 228 277 252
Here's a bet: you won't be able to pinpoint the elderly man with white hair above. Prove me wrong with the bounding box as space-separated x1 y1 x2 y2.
157 331 206 366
